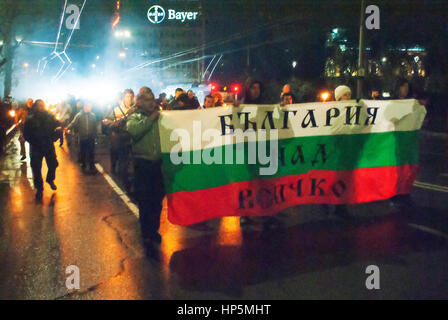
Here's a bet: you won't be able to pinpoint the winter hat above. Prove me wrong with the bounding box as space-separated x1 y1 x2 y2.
334 85 352 101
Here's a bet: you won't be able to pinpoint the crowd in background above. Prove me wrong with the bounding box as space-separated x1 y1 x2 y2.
0 76 429 257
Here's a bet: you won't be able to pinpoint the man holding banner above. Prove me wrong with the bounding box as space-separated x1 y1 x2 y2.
158 99 426 226
127 92 164 254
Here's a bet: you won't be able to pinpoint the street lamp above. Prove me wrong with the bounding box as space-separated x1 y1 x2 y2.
115 30 131 39
356 0 367 100
292 61 297 68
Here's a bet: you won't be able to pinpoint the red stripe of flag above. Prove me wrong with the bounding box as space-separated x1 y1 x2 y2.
167 164 418 226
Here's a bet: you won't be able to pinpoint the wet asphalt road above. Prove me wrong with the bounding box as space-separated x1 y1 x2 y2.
0 132 447 300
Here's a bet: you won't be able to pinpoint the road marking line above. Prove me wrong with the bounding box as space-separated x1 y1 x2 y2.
414 180 448 193
6 124 17 136
415 181 448 190
408 223 448 241
95 163 139 218
414 185 448 193
413 184 446 192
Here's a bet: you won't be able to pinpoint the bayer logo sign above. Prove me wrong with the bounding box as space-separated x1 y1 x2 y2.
147 5 165 24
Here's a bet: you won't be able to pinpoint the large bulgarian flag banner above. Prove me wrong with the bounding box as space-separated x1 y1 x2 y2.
159 99 426 226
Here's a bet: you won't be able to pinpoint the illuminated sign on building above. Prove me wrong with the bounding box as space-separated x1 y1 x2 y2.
147 5 199 24
147 5 165 24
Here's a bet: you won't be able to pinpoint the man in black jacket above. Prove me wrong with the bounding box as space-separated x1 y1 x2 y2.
172 93 197 110
67 101 98 173
24 100 61 200
187 90 201 109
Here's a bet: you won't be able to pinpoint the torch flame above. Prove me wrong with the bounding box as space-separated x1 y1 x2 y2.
112 15 120 29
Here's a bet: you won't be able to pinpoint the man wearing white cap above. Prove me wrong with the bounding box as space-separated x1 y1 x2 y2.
326 85 353 219
334 85 352 101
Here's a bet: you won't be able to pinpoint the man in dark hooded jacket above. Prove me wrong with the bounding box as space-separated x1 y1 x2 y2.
238 79 283 230
242 79 265 104
24 99 61 200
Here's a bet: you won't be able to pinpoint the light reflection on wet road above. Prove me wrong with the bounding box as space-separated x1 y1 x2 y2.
0 134 447 299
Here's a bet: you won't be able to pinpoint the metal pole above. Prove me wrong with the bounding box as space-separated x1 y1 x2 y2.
357 0 366 100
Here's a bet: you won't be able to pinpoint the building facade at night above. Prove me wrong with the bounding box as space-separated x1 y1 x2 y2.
324 27 427 96
115 0 205 86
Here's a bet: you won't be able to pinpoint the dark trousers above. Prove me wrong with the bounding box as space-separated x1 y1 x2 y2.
30 145 59 191
59 130 64 146
19 134 26 157
79 137 95 169
111 145 131 190
110 148 118 173
134 158 165 240
0 128 6 154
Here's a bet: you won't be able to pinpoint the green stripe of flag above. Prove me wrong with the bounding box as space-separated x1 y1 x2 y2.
162 130 419 194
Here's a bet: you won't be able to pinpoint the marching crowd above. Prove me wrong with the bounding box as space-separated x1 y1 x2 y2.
0 76 424 257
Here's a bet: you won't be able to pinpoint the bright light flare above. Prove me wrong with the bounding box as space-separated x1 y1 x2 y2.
9 110 16 118
209 82 218 92
28 76 122 109
78 78 121 106
115 30 131 38
321 91 330 102
232 84 241 93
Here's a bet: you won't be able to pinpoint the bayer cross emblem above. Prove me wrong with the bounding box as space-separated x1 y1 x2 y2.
147 5 165 24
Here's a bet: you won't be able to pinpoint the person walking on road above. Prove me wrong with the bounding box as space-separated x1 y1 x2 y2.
23 100 62 201
67 101 98 173
126 92 164 257
0 97 12 155
16 98 33 160
103 89 135 190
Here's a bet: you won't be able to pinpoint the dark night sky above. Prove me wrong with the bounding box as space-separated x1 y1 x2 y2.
3 0 448 91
